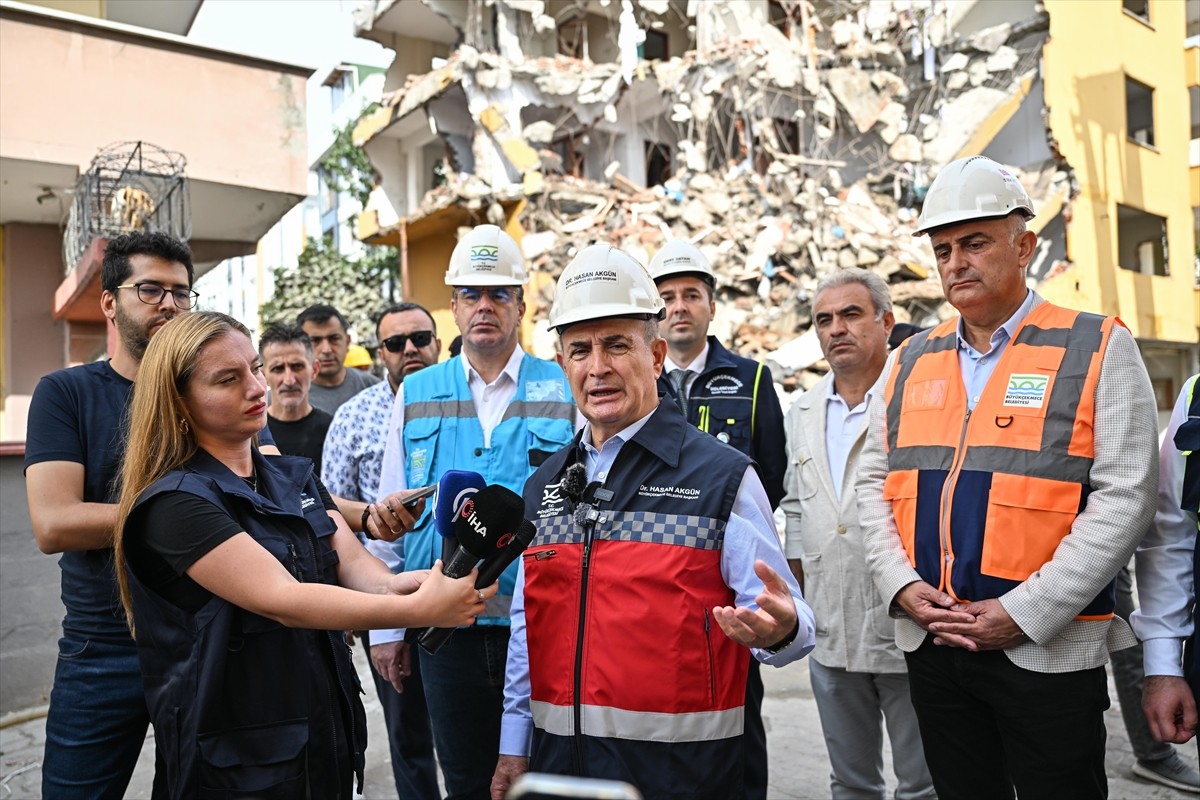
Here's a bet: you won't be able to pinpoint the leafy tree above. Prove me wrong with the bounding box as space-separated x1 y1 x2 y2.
320 104 379 210
261 236 399 344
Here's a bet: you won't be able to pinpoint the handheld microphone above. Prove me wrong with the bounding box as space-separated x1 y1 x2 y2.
439 484 526 579
419 485 526 654
432 470 487 563
473 519 538 588
433 470 487 539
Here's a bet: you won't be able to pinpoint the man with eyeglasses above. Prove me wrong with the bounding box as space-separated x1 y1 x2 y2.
375 224 576 800
25 232 201 798
297 303 380 416
321 302 443 799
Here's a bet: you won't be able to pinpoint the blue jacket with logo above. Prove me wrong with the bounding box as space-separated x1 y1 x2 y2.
403 353 575 625
657 336 787 508
125 449 365 799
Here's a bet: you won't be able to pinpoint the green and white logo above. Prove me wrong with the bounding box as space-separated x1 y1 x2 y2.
1002 373 1049 408
470 244 500 268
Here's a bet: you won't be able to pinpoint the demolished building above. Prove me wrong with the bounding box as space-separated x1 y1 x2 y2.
351 0 1199 401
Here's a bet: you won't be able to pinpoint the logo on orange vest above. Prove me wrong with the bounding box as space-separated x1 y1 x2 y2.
1003 373 1049 408
904 379 948 410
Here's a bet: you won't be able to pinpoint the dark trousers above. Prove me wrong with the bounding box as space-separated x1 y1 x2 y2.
743 658 767 800
905 639 1109 800
362 631 439 799
419 626 510 800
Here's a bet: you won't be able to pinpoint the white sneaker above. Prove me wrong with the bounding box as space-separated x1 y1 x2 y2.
1132 754 1200 794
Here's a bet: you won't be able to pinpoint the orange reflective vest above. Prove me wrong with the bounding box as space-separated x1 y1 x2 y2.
882 301 1119 618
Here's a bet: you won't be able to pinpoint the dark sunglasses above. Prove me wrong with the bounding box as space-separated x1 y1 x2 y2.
380 331 434 352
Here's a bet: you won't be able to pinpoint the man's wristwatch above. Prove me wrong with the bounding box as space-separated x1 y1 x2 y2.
361 505 377 540
764 620 800 655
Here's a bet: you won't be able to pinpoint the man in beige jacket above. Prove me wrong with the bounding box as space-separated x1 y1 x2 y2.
783 268 935 800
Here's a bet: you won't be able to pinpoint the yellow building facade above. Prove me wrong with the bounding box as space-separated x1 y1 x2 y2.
1037 0 1199 408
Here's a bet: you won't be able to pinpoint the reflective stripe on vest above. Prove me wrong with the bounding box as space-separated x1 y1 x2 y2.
531 700 745 743
402 355 575 625
883 302 1117 614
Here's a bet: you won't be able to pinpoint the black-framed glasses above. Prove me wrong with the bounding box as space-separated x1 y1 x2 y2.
115 282 199 310
455 287 516 305
380 331 434 352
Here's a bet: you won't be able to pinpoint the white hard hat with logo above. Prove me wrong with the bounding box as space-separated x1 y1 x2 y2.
445 224 528 286
915 155 1035 237
648 240 715 286
548 245 666 333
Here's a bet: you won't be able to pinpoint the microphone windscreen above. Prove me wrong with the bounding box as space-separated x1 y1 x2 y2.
452 484 525 558
474 519 538 589
433 470 487 540
561 463 587 504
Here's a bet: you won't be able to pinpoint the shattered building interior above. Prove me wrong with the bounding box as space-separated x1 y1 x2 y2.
352 0 1199 398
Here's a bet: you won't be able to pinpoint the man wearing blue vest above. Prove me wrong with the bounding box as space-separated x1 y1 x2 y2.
374 224 576 800
491 244 815 800
1133 374 1200 760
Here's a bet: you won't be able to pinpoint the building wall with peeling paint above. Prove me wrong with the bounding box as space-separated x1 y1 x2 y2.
1039 0 1198 358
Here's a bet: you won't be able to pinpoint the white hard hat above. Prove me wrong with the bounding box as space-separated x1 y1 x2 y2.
445 224 528 286
915 156 1035 237
548 245 666 333
648 240 715 286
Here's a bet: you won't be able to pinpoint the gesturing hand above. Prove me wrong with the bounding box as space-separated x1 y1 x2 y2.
712 560 799 651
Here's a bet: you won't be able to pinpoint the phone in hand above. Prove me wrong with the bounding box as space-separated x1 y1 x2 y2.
506 773 642 800
401 483 437 510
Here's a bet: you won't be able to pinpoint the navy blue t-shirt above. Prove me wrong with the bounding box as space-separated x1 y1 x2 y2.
24 360 276 643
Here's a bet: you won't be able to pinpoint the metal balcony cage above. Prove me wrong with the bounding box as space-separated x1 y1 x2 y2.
63 141 191 274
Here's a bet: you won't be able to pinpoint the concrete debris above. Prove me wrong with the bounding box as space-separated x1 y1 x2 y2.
366 0 1060 389
986 46 1020 73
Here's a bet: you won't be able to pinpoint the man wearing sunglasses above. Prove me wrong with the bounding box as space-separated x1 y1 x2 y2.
321 302 442 799
375 224 576 800
25 232 197 798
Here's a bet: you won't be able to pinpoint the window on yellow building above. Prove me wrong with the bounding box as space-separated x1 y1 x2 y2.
1126 77 1156 148
1122 0 1150 24
1117 204 1169 277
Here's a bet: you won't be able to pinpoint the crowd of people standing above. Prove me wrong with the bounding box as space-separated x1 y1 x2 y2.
21 154 1200 800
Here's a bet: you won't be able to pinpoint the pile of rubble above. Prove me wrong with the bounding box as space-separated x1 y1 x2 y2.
515 167 945 390
366 0 1067 389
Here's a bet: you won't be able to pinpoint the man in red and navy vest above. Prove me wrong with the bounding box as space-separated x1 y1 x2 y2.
490 245 815 800
859 156 1160 799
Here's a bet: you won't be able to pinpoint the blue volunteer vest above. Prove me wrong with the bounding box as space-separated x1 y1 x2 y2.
402 353 575 624
125 449 366 799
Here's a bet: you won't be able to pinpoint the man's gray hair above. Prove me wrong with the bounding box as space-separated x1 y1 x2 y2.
814 268 892 318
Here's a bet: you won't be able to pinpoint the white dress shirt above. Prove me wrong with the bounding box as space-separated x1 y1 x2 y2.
824 379 876 503
1132 375 1199 677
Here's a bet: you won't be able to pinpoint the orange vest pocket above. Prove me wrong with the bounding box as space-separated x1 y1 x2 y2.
981 472 1081 581
883 470 919 567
